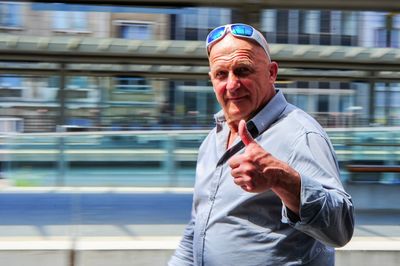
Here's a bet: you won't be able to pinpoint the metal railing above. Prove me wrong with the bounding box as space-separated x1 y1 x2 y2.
1 126 399 187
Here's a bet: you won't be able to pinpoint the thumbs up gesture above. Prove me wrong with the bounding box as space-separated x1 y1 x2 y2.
228 120 298 194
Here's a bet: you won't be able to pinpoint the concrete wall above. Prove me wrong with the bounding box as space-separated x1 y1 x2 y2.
1 248 399 266
336 250 400 266
344 183 400 210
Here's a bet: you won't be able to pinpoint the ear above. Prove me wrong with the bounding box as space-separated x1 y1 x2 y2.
208 71 217 92
208 71 214 86
268 61 279 83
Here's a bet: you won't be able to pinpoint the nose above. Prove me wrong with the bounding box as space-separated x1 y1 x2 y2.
226 72 240 92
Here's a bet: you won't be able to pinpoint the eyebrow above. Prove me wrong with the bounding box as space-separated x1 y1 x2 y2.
212 56 253 67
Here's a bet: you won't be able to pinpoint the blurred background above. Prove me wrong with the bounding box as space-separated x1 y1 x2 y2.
0 1 399 266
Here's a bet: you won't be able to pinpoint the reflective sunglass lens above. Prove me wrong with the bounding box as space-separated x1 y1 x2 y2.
207 26 226 44
231 24 253 36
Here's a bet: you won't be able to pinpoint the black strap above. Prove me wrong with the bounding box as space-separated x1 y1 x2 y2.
216 120 259 167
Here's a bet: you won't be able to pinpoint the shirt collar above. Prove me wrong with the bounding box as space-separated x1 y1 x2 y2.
214 90 289 134
250 90 289 135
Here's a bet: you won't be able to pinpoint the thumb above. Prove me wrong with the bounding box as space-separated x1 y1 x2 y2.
239 120 255 146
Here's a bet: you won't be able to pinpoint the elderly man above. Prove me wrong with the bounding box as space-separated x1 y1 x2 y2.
169 23 354 266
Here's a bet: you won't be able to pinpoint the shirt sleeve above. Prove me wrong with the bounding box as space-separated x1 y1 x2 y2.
281 131 354 247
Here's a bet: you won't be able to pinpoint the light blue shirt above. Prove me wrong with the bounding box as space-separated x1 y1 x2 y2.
169 90 354 266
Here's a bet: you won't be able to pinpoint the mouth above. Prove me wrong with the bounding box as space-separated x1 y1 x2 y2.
227 96 247 102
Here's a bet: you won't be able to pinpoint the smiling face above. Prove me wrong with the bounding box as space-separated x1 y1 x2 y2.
208 34 278 128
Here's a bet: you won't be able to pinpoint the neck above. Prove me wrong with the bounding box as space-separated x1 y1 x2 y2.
227 130 238 149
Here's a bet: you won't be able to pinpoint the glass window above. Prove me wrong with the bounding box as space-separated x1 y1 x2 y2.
0 75 22 87
208 8 223 28
300 10 320 34
390 83 400 107
342 11 357 36
0 3 22 27
261 10 276 33
375 91 386 107
297 95 309 111
175 7 231 41
48 76 59 88
206 93 218 116
318 95 329 112
375 28 387 47
340 95 352 112
183 8 198 28
391 91 400 107
53 11 67 29
320 10 331 34
67 76 89 89
375 107 385 116
184 91 197 112
119 23 152 40
391 29 399 48
276 9 289 33
114 76 150 91
53 11 87 31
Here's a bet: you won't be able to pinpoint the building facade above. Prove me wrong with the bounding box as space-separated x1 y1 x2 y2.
0 2 400 132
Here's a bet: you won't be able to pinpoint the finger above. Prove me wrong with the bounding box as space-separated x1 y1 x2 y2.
242 180 255 191
230 167 241 178
239 119 255 146
233 176 251 187
228 154 245 169
233 175 252 186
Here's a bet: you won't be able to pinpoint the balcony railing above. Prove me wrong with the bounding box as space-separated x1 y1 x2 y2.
0 127 399 187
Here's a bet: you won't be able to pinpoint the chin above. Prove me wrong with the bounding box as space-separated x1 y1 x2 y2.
226 112 250 122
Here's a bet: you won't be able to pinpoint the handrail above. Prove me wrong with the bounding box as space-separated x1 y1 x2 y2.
347 165 400 173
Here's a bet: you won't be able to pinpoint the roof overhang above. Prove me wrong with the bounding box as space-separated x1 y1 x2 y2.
1 34 400 72
24 0 400 12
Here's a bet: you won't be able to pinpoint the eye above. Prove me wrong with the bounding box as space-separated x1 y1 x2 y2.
214 70 227 80
234 67 252 77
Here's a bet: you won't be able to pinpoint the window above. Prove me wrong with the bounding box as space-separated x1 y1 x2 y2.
0 75 22 88
261 10 276 33
342 12 357 36
319 10 332 45
391 29 400 48
318 95 329 113
320 11 331 34
0 3 22 28
276 9 289 43
374 14 400 48
391 88 400 107
287 94 309 112
53 11 88 31
48 76 59 88
67 76 89 89
115 76 151 91
175 7 231 41
374 28 400 47
375 28 387 47
374 83 387 107
300 10 320 34
0 75 23 98
118 22 152 40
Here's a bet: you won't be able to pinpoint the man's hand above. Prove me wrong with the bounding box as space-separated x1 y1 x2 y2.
228 120 301 214
228 120 279 193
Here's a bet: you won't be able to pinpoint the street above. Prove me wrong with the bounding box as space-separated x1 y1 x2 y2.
0 188 193 238
1 187 400 239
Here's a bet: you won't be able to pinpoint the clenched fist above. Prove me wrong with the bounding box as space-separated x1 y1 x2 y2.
228 120 301 213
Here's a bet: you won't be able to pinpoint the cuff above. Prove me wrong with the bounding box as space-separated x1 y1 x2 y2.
282 174 326 226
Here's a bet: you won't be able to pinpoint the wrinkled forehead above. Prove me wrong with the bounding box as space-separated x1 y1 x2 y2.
208 33 268 62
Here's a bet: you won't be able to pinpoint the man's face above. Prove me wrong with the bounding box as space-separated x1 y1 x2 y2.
208 34 278 124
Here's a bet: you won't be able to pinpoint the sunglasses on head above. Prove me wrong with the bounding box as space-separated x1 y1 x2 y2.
206 23 271 61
